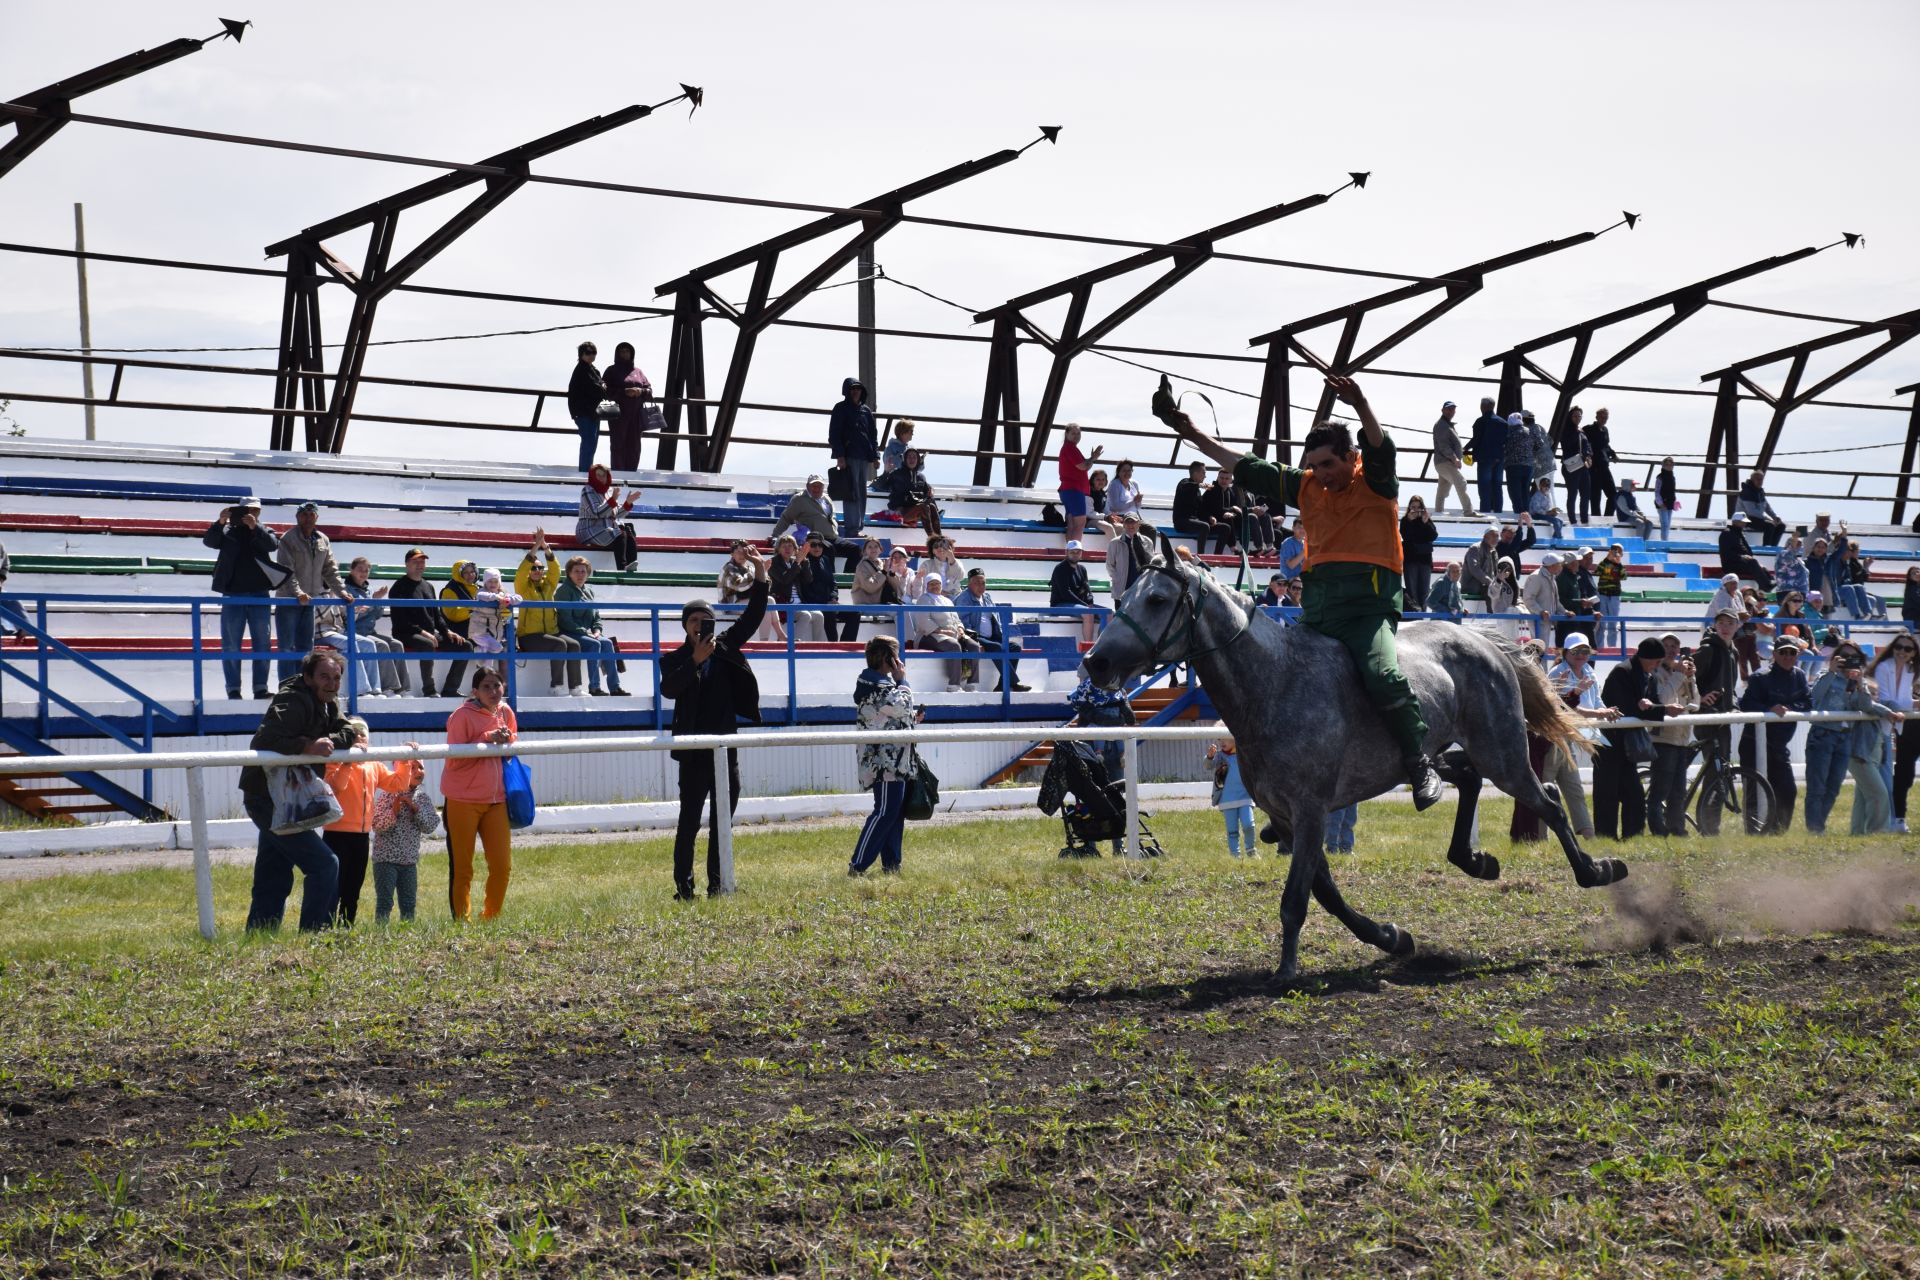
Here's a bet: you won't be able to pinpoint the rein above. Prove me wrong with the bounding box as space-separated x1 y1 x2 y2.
1111 564 1250 666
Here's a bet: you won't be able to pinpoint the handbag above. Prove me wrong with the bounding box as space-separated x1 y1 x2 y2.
827 465 851 502
640 404 666 434
502 756 536 830
269 765 343 835
1616 727 1655 764
903 755 940 821
594 400 621 422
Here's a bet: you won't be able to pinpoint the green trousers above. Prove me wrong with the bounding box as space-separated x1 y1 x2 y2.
1300 566 1430 762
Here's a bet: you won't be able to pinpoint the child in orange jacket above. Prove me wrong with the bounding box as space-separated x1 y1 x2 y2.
322 718 422 926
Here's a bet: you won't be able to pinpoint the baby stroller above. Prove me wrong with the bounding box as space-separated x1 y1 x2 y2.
1036 740 1163 859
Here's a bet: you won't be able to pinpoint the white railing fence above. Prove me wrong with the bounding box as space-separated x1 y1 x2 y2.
0 710 1881 940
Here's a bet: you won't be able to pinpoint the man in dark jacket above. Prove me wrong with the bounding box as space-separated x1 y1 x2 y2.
798 533 851 640
1692 607 1742 787
1050 540 1099 646
1739 636 1814 832
1717 513 1775 591
239 650 359 931
1594 637 1677 839
203 496 284 700
1171 460 1230 553
828 377 879 541
567 340 605 472
662 544 769 899
1468 396 1507 515
388 548 470 695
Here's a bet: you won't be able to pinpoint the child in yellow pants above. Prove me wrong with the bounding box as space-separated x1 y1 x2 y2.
444 798 511 921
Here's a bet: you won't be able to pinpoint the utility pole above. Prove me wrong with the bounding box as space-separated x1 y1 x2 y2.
856 244 877 410
73 201 95 440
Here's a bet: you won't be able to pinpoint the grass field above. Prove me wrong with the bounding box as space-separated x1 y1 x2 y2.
0 798 1916 1277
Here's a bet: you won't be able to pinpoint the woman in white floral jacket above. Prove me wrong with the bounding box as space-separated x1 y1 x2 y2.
849 635 922 876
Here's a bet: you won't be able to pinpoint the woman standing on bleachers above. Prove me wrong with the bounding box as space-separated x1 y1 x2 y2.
555 557 627 697
602 341 652 473
576 464 639 571
1398 496 1438 612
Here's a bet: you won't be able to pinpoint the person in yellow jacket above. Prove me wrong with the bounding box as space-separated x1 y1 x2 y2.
513 528 578 693
439 560 479 640
1161 374 1443 808
321 717 423 925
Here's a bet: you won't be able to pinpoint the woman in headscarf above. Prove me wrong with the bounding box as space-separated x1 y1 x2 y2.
576 463 639 571
601 341 652 472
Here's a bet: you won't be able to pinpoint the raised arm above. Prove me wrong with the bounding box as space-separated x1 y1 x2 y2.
1326 376 1383 448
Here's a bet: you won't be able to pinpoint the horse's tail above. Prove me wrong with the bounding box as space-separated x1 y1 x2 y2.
1499 643 1589 759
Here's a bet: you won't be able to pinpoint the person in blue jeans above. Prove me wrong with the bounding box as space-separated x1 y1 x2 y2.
567 340 606 472
850 637 921 875
1325 803 1358 854
238 651 358 931
1802 641 1901 835
1208 738 1257 857
202 496 281 699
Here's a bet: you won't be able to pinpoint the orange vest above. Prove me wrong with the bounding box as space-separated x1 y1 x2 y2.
1298 456 1402 574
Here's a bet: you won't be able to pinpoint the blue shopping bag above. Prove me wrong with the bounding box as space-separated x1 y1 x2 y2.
502 756 536 830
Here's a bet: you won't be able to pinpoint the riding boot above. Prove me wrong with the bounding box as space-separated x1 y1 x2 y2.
1406 754 1446 811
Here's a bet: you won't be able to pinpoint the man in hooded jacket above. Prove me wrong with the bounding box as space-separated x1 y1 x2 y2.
829 377 879 543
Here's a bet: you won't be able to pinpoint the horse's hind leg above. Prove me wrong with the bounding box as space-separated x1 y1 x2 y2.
1312 860 1416 958
1489 743 1627 888
1275 809 1325 978
1437 748 1501 881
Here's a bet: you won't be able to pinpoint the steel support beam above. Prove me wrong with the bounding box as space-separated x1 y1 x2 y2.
0 21 244 183
265 105 656 452
1250 222 1607 442
654 135 1050 473
1894 382 1920 526
1695 374 1744 519
977 181 1356 485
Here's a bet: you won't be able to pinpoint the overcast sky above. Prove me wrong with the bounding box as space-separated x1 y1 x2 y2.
4 0 1917 507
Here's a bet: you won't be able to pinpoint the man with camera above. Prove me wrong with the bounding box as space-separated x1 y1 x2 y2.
662 543 769 900
203 496 284 700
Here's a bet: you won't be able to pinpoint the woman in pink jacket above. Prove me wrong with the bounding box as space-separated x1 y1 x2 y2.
442 667 518 920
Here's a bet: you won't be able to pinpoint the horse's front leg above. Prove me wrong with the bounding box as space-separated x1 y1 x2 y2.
1277 807 1325 979
1437 747 1501 881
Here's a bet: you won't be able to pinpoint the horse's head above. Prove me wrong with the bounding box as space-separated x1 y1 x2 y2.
1084 532 1245 691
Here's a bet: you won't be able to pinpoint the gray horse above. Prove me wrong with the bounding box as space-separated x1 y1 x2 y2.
1083 536 1626 978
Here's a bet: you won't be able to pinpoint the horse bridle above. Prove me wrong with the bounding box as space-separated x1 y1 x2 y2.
1110 562 1249 665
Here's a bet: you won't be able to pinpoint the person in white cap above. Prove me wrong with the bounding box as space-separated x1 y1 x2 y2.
771 474 838 546
1521 552 1563 641
1050 538 1099 645
1502 410 1534 514
1717 510 1774 591
910 571 980 692
1545 632 1619 839
1706 572 1744 625
1430 400 1475 515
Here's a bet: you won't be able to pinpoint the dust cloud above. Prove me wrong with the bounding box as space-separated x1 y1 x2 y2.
1595 857 1920 952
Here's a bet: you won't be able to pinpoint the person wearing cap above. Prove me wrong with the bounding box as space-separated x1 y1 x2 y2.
1468 396 1507 515
1706 572 1744 625
1258 572 1287 608
203 497 283 699
1595 544 1627 652
1558 406 1593 525
909 571 981 693
1555 548 1599 649
555 556 626 696
1646 632 1700 836
1594 637 1680 840
567 339 606 472
1614 478 1654 543
828 376 879 540
274 500 347 682
661 544 769 899
1586 406 1621 518
1166 374 1446 808
1716 512 1774 592
771 475 839 546
1545 633 1618 840
1521 554 1562 641
1050 538 1099 646
1690 607 1743 796
958 567 1029 692
1430 400 1475 516
1803 638 1903 837
514 529 578 694
389 548 472 697
1106 511 1156 600
1738 635 1814 833
1502 411 1534 515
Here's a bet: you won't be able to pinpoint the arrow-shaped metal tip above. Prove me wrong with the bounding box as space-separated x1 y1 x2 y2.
1622 211 1641 230
678 84 704 114
215 17 250 42
1348 171 1371 189
1843 231 1863 248
1038 126 1062 143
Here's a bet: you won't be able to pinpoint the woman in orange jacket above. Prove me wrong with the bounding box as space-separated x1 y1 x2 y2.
322 718 423 925
443 667 519 920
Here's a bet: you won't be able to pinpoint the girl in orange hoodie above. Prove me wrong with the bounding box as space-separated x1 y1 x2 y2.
321 718 423 925
443 667 519 920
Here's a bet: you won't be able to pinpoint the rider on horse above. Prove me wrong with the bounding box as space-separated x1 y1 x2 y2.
1157 374 1446 810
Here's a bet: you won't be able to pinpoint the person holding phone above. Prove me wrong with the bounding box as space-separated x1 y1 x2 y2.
662 544 769 899
202 496 282 699
849 635 923 876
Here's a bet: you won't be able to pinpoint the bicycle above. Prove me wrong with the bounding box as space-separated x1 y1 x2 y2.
1677 732 1775 836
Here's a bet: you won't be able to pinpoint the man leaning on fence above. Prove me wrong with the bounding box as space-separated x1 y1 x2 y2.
238 649 358 932
662 544 769 900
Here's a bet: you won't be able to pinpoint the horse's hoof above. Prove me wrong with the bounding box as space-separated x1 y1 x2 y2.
1259 822 1280 845
1450 849 1501 881
1576 857 1630 888
1383 923 1416 957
